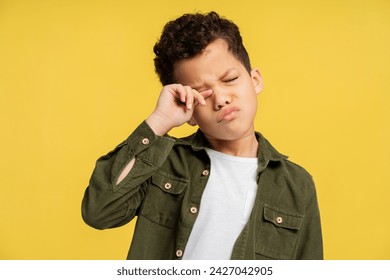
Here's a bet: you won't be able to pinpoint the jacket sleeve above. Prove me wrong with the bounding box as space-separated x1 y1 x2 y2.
81 121 175 230
295 179 324 259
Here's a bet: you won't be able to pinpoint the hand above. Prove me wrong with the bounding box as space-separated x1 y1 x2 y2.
146 84 212 136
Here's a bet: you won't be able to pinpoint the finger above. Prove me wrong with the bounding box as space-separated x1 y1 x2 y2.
201 89 213 99
184 86 194 110
197 89 213 105
172 84 186 103
191 89 204 106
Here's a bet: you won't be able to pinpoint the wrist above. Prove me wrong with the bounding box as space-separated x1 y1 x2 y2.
146 111 174 136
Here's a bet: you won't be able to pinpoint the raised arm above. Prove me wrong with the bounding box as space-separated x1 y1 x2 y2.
115 84 211 185
81 84 212 229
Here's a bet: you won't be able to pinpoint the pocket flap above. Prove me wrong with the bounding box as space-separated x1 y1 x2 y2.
263 204 303 230
151 173 187 195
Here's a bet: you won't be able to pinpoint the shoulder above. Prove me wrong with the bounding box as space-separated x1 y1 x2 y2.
256 131 315 194
280 158 315 190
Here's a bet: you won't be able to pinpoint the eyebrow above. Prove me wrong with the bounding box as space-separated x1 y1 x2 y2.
192 67 238 90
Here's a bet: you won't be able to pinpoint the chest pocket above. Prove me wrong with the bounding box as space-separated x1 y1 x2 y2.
256 204 303 259
140 172 187 229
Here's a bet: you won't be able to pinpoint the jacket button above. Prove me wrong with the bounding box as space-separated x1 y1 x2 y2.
276 216 283 224
164 182 172 190
202 170 209 176
176 249 183 257
190 207 198 214
141 138 150 145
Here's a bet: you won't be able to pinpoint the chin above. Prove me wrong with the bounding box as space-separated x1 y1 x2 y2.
205 126 253 141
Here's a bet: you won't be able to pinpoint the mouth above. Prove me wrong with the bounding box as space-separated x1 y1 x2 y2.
217 106 240 122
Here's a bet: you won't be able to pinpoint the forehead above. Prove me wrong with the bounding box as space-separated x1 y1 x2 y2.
173 39 243 85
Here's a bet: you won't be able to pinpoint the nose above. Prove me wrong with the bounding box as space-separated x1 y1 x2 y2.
213 89 232 110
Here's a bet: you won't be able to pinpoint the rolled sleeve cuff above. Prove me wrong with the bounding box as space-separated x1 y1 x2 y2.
125 120 175 166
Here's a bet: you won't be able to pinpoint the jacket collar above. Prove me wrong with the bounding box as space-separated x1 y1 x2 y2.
175 129 288 164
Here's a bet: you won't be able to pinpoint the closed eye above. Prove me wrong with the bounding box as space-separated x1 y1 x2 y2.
225 76 238 83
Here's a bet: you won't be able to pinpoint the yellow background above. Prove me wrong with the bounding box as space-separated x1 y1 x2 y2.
1 0 389 259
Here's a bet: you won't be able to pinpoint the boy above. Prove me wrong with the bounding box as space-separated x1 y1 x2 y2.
82 11 323 260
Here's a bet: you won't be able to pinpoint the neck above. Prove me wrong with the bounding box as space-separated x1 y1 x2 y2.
205 133 258 158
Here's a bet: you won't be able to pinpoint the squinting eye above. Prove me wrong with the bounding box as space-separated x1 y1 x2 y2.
225 77 238 83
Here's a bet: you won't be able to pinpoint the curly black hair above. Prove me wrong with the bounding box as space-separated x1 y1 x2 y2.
153 11 252 85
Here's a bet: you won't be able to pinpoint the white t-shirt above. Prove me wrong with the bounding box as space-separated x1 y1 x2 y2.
182 148 258 260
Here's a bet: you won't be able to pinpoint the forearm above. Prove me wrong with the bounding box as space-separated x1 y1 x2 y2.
82 121 175 229
115 107 185 186
114 112 174 186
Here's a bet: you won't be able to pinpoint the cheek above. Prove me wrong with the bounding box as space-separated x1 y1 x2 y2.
193 106 212 125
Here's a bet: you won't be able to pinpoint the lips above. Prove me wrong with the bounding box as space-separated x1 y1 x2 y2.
217 106 240 122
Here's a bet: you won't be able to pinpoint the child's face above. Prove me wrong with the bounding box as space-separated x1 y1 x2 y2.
174 39 263 141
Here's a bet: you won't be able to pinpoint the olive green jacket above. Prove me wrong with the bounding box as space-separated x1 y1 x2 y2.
82 121 323 260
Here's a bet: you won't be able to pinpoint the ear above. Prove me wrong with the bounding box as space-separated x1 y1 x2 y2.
187 117 198 126
250 68 263 94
